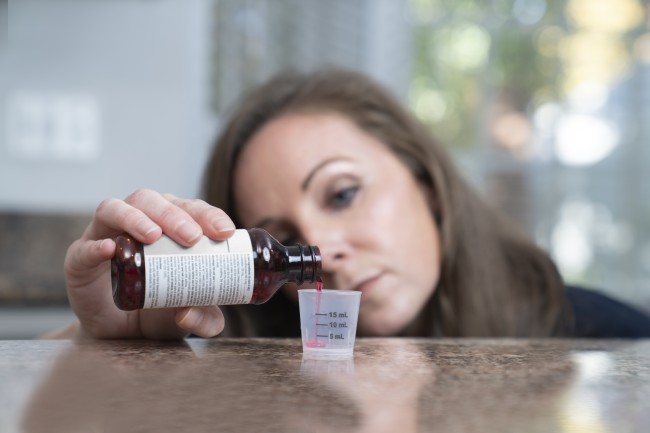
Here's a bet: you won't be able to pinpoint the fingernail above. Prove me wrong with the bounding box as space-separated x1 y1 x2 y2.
177 220 202 243
136 221 159 238
212 218 236 234
217 225 236 234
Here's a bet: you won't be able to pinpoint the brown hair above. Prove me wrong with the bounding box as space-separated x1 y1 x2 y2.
203 68 567 337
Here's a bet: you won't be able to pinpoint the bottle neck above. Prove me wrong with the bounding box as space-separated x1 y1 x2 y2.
286 245 321 284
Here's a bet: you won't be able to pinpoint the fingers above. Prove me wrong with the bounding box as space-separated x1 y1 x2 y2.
85 189 236 247
163 193 236 240
85 196 163 244
123 189 204 246
138 308 192 340
175 306 225 338
88 189 200 246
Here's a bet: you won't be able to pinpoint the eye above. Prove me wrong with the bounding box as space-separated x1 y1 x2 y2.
327 186 359 210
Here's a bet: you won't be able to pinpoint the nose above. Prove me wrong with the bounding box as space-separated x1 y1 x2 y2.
298 223 348 275
320 247 346 274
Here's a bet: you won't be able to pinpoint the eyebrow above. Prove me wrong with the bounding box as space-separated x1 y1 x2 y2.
301 157 347 191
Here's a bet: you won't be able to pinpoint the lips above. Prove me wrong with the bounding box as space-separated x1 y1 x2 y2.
351 274 383 295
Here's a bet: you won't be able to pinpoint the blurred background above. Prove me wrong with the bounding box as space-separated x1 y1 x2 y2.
1 0 649 337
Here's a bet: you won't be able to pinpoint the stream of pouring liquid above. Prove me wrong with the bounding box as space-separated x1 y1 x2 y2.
305 280 326 348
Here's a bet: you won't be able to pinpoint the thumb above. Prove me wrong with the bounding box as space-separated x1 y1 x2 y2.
175 306 225 337
65 238 116 284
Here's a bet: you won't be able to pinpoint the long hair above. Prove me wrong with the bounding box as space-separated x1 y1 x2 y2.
203 69 567 337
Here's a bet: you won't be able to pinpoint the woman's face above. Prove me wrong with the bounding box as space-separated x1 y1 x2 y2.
233 112 442 336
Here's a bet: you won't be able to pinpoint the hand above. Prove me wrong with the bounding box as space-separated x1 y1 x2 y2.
64 188 236 340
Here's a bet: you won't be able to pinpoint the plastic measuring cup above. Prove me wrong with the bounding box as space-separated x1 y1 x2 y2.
298 289 361 359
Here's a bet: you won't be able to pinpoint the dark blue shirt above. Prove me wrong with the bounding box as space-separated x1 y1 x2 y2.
563 286 650 337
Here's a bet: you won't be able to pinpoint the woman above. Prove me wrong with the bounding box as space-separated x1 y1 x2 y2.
57 69 650 340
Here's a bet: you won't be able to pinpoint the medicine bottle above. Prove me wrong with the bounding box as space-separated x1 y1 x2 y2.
111 228 321 311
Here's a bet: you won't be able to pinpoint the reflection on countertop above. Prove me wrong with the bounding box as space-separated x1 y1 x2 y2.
1 338 649 433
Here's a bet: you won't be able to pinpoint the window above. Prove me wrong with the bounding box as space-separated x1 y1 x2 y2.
212 0 650 310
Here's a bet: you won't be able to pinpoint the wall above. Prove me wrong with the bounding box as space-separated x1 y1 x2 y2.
1 1 217 339
2 0 217 213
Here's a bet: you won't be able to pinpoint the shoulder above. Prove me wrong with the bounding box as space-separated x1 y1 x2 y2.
563 286 650 338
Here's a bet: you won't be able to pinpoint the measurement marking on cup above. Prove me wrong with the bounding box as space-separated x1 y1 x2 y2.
329 312 348 318
329 322 348 328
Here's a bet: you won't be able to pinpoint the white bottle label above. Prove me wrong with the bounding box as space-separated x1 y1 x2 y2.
142 230 254 308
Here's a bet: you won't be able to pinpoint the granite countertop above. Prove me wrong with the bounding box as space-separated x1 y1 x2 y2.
2 338 649 433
